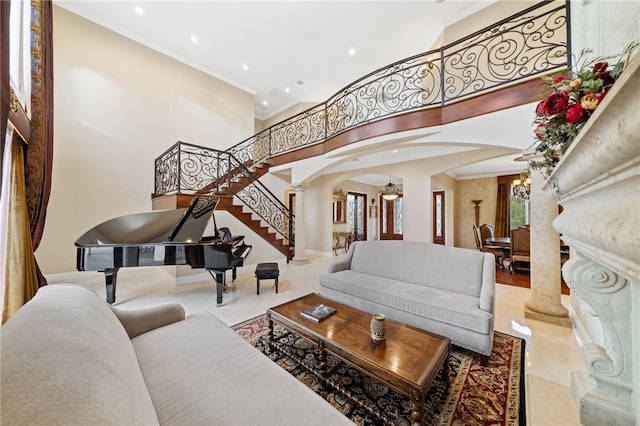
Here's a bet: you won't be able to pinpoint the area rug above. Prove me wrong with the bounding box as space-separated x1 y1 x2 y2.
233 315 525 426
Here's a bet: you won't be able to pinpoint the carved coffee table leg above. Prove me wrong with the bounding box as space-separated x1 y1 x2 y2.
410 388 424 426
441 359 450 388
318 341 327 390
266 312 274 354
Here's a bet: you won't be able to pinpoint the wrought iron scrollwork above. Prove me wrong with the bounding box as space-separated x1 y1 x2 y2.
214 1 567 166
154 142 294 243
443 2 567 102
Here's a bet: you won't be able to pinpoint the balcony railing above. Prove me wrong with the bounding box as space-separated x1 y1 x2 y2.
223 0 568 168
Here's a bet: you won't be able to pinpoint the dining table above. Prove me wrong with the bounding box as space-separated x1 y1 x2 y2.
485 237 510 248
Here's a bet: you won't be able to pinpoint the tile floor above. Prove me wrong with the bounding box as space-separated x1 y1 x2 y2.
46 253 583 426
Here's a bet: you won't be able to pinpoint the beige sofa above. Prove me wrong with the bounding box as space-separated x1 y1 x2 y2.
319 240 496 358
1 284 353 426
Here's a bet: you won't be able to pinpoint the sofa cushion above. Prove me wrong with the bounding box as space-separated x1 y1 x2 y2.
132 311 353 426
1 284 159 426
349 240 487 298
320 270 492 334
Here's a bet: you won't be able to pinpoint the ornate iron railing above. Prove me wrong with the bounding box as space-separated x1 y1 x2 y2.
222 0 568 168
154 141 294 242
154 1 568 249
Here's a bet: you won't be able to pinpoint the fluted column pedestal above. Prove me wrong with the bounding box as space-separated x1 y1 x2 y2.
524 171 571 327
290 184 309 265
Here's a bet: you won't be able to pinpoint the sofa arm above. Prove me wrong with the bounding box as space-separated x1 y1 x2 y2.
111 303 186 339
479 253 496 313
327 242 356 273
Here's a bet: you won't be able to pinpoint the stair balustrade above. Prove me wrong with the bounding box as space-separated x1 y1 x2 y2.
154 141 294 245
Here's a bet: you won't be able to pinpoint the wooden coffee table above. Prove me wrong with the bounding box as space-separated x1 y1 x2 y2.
266 293 450 426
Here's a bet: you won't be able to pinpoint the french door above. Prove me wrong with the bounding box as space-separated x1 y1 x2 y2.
380 196 403 240
347 192 367 241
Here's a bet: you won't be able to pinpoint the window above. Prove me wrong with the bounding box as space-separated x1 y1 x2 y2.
510 190 530 229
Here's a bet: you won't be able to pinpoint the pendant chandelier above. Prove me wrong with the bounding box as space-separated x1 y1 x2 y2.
512 170 531 200
380 177 402 201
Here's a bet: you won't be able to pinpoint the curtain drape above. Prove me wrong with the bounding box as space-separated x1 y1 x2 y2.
25 0 54 286
495 182 511 238
2 133 40 323
1 0 53 323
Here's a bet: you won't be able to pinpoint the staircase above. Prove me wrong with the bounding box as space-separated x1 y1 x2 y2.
152 145 294 261
216 196 293 260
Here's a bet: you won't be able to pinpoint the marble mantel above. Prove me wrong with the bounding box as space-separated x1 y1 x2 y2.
546 53 639 425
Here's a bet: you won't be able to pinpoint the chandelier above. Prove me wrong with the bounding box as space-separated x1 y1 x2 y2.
512 170 531 200
380 177 402 201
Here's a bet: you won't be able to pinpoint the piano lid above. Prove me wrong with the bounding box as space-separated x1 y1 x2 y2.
75 196 219 247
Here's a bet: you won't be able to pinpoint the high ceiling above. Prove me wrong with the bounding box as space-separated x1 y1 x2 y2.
54 0 535 180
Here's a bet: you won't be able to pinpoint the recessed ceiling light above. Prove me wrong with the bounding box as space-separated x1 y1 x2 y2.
284 87 290 93
392 149 399 153
262 100 268 106
348 48 356 56
134 5 144 15
242 64 249 71
190 35 198 44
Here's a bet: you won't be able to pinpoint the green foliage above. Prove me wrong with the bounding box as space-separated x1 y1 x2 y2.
510 196 528 229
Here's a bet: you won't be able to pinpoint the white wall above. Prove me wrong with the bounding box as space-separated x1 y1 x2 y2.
38 7 255 274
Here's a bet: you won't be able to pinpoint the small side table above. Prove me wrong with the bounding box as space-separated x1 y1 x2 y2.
255 262 280 295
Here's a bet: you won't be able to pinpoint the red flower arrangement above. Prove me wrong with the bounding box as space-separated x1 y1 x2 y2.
530 43 638 176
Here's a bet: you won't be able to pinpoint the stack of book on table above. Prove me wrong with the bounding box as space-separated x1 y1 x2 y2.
301 304 337 323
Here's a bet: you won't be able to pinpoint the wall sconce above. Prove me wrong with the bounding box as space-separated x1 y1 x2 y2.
369 198 377 218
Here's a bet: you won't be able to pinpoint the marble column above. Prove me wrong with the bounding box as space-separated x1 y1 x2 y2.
524 170 571 327
291 183 309 265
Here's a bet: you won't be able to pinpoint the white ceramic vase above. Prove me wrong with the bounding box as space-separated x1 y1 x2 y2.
370 313 386 342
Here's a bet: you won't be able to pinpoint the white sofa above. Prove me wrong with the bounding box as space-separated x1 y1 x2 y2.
1 284 353 426
319 240 495 358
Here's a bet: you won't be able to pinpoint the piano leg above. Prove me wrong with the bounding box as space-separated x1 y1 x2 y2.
232 266 237 281
207 270 226 306
102 268 119 304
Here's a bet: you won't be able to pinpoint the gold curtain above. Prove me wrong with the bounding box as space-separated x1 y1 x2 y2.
1 0 53 323
495 182 511 238
3 133 39 323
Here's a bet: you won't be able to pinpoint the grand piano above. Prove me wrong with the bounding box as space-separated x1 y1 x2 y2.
75 196 251 305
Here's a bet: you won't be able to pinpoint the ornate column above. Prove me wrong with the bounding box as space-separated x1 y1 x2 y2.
548 55 639 425
524 171 570 326
291 183 309 265
472 200 482 226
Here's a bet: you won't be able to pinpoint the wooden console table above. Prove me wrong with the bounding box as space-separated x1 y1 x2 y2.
332 232 353 255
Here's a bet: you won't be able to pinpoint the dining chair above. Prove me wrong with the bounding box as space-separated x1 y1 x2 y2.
473 225 505 269
510 227 531 273
480 223 511 261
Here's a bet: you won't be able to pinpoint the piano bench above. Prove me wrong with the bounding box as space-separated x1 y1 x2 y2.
255 262 280 295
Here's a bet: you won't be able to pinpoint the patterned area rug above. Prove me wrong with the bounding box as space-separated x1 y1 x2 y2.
233 315 525 426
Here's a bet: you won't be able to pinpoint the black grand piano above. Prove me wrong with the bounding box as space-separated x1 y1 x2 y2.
75 196 251 305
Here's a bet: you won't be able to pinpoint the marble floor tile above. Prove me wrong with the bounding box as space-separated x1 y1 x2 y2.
46 253 582 425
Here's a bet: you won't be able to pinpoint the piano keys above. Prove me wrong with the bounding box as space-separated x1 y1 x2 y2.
75 196 252 305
